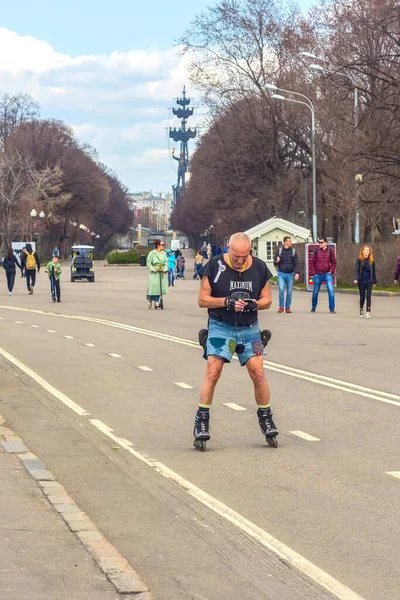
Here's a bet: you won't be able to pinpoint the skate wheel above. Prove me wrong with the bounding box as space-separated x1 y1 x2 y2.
193 440 206 452
266 436 278 448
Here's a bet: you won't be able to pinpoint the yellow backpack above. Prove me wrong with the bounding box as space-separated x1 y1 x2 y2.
26 252 36 270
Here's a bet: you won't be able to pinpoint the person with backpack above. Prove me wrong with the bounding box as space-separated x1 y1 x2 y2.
273 236 300 313
2 247 23 295
310 237 336 313
21 243 40 295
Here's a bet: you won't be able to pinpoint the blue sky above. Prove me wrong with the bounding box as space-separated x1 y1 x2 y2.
0 0 314 193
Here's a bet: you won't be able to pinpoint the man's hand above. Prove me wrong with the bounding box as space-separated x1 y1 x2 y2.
275 256 280 263
294 274 299 281
353 279 358 284
395 280 398 285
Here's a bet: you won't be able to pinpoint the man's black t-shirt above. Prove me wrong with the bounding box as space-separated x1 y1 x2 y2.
201 256 272 325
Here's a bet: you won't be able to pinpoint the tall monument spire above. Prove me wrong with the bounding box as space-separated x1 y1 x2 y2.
169 86 197 206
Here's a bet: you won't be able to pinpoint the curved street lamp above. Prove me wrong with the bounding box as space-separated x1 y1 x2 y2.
304 54 360 242
268 84 317 242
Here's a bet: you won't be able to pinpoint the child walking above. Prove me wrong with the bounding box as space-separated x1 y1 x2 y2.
45 255 62 302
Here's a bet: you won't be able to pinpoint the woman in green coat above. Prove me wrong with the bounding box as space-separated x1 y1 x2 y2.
147 239 168 308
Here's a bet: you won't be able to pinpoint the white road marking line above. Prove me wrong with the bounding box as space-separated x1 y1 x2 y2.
223 402 247 411
0 347 89 416
174 382 193 389
263 361 400 402
90 420 132 448
31 325 40 328
290 431 320 442
89 418 364 600
0 344 366 600
64 335 74 339
109 353 122 358
386 471 400 480
14 320 23 324
137 366 153 371
47 329 56 333
1 305 399 409
85 343 95 347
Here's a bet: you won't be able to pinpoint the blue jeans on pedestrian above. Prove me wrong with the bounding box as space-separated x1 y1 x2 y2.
168 268 175 286
278 272 295 309
312 273 335 311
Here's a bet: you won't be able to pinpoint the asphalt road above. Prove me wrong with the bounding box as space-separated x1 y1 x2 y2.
0 255 399 600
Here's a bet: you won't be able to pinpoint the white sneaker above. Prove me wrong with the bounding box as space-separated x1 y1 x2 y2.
8 291 12 296
359 309 364 317
366 312 371 319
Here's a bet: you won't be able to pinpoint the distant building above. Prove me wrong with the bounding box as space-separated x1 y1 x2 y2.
127 192 173 231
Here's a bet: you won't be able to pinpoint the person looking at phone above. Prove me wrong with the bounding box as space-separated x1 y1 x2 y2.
193 232 279 447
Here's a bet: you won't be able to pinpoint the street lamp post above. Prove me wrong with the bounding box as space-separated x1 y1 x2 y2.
267 84 317 242
303 54 361 242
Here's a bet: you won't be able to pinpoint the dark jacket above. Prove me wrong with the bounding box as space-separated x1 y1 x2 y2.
3 255 22 273
395 257 400 281
310 246 336 276
273 246 299 275
354 259 377 285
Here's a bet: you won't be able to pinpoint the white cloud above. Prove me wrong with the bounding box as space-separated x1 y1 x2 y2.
0 27 200 190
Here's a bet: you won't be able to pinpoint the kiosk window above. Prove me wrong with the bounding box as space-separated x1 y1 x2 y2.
266 241 279 261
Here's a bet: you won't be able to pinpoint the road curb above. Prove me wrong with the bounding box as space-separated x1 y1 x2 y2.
289 285 400 296
0 414 151 599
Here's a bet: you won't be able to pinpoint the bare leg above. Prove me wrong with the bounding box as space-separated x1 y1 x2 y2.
199 356 225 406
245 356 271 406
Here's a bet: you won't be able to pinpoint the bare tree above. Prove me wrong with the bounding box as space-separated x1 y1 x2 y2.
0 93 40 150
0 151 67 251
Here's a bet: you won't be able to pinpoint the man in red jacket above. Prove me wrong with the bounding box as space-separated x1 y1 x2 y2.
310 237 336 313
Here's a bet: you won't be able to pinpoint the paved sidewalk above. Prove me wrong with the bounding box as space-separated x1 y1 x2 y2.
0 416 149 600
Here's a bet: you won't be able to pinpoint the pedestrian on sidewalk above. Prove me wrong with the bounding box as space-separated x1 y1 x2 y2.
206 243 212 260
176 252 185 279
52 245 60 258
45 255 62 302
2 247 23 295
21 243 40 295
310 237 336 313
146 240 167 309
273 236 299 313
353 245 376 319
167 249 177 287
194 250 203 279
394 255 400 286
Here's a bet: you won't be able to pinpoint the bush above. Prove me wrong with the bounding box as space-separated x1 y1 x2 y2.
106 250 141 264
294 241 400 287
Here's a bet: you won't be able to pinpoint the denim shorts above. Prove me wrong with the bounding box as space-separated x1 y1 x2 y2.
205 318 264 366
